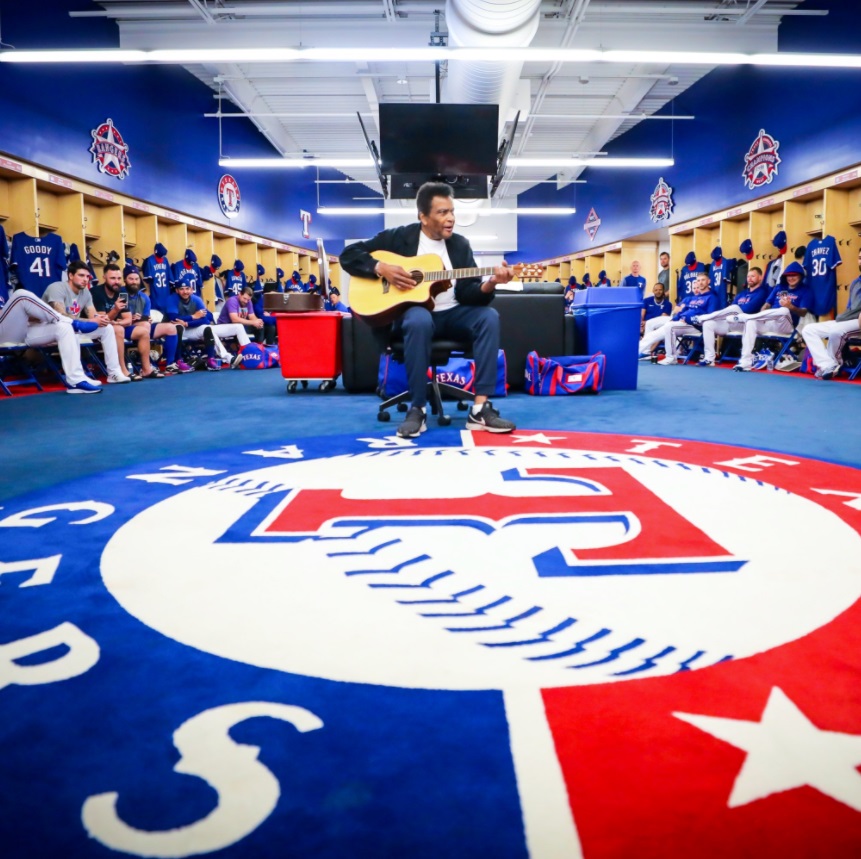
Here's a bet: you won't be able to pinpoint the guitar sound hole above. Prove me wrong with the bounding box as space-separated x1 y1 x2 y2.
409 270 424 285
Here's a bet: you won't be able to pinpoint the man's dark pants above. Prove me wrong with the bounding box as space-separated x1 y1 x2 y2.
393 304 500 409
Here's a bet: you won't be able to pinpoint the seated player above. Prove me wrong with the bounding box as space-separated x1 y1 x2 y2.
218 286 266 342
0 289 103 393
123 265 189 376
692 266 769 366
641 282 671 337
43 261 129 385
90 262 143 380
654 274 717 365
165 283 248 370
733 261 813 372
801 249 861 379
640 272 714 365
325 286 349 313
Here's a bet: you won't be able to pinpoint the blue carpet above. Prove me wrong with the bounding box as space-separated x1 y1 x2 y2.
2 365 860 858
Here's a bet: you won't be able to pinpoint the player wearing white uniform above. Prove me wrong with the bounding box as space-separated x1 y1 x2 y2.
0 289 102 393
733 261 813 372
637 274 709 358
42 261 129 385
692 267 769 366
657 274 718 365
801 250 861 379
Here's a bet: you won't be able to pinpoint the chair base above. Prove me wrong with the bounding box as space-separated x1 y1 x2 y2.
378 378 475 426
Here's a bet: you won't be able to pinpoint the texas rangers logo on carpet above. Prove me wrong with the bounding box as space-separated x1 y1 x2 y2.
89 118 131 180
2 430 861 858
742 128 781 191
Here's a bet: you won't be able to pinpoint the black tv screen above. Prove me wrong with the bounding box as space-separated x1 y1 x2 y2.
379 103 499 176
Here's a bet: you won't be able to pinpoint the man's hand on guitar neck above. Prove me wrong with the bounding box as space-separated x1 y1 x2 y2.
481 262 515 294
374 260 418 291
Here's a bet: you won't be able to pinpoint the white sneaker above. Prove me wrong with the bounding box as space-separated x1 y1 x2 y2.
657 356 677 366
107 372 131 384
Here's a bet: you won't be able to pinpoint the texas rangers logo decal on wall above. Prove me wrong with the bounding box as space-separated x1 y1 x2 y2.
649 176 674 222
218 174 241 218
299 209 312 239
583 207 601 242
88 118 131 180
2 430 861 858
742 128 782 190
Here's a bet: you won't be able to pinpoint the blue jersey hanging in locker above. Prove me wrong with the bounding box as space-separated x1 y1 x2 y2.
10 232 66 298
803 235 842 317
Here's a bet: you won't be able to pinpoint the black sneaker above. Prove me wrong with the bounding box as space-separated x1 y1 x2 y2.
466 402 515 433
397 406 427 438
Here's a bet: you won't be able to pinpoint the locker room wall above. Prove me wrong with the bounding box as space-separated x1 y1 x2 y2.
0 2 380 250
515 59 861 264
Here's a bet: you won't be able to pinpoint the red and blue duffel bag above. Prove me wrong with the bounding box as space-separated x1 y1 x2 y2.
524 350 606 395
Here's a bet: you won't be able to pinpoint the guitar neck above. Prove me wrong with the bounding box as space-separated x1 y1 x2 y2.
424 266 498 281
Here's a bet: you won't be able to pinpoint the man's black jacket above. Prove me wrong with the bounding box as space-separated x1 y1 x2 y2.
339 222 494 308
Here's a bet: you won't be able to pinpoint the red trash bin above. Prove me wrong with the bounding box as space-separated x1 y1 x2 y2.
274 311 343 392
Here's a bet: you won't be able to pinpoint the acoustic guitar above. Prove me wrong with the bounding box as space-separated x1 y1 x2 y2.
348 251 545 326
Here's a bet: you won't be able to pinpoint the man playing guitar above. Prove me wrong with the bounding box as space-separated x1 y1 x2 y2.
340 181 517 439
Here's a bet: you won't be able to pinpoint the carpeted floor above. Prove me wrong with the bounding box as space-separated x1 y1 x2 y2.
1 364 860 858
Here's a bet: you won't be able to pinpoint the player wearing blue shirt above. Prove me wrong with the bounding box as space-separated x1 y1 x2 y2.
734 261 813 371
641 282 672 335
693 266 769 366
142 243 172 315
325 286 349 313
10 232 66 298
638 276 704 358
656 274 717 364
803 235 842 317
620 261 646 294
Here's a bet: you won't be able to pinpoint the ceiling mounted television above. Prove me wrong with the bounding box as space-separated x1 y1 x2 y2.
379 103 499 176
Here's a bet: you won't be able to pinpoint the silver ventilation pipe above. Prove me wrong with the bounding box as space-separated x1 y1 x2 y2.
444 0 541 132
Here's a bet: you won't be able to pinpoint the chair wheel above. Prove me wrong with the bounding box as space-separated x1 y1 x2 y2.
397 402 408 412
377 410 390 422
438 415 452 426
287 380 298 393
457 400 469 411
301 380 309 389
319 380 335 392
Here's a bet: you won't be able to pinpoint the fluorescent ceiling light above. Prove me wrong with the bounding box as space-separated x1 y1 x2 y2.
317 207 575 216
224 156 669 169
3 47 861 69
221 157 374 168
509 157 673 168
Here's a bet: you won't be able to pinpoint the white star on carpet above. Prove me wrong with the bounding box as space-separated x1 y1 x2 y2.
510 433 566 445
674 686 861 811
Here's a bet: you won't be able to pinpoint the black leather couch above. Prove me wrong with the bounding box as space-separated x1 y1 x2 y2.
341 287 577 393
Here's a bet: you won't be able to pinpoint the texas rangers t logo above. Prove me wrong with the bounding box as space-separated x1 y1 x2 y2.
300 209 312 239
218 174 241 218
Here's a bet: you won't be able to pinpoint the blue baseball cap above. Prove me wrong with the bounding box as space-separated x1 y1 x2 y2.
211 254 222 269
154 242 168 257
710 246 723 261
772 230 787 251
233 260 244 272
739 239 754 260
276 268 284 279
184 249 197 264
257 263 265 276
684 251 697 266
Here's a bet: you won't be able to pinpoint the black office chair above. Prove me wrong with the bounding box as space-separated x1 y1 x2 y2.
377 336 474 426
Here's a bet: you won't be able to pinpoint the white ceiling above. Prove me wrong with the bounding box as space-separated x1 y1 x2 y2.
84 0 816 201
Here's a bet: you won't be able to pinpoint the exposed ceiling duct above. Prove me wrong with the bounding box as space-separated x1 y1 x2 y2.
444 0 542 133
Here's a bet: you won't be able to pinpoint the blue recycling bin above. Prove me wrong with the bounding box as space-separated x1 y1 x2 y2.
573 287 641 390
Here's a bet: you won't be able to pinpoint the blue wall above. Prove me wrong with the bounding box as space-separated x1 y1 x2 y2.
2 0 858 258
516 0 861 261
0 1 381 250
